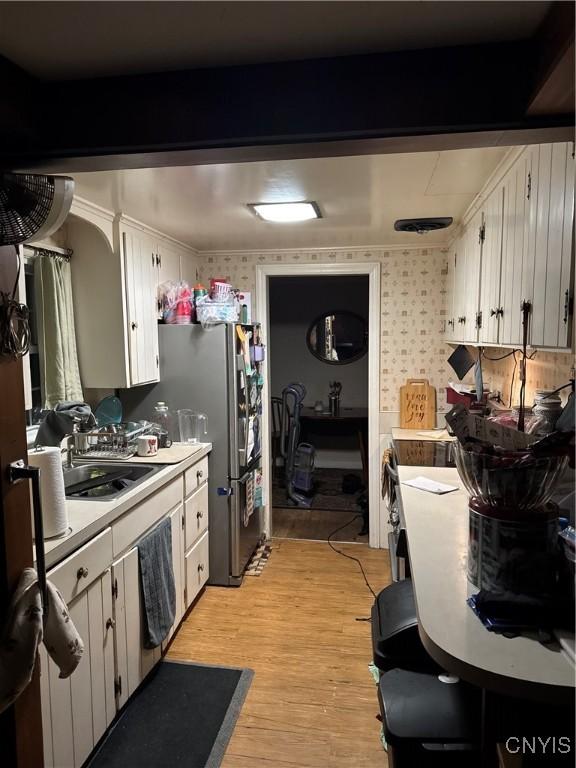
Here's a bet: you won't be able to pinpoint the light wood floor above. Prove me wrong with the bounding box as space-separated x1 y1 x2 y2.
168 538 391 767
272 507 369 543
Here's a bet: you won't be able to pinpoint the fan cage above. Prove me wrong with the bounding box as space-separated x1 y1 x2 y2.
0 174 55 246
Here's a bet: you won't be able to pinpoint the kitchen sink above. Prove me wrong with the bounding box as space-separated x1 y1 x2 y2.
64 462 161 500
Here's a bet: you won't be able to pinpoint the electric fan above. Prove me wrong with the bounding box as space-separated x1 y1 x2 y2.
0 172 74 246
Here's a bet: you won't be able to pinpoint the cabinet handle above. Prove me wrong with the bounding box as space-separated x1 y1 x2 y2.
197 563 205 573
197 469 203 481
563 289 570 324
106 618 116 630
526 172 531 200
196 510 204 520
476 311 482 329
458 316 466 324
131 321 138 330
77 567 89 579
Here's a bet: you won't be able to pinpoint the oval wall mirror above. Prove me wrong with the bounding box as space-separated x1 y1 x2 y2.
306 311 368 365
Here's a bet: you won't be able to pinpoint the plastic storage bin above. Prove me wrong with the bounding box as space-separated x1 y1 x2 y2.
371 579 437 673
378 668 481 768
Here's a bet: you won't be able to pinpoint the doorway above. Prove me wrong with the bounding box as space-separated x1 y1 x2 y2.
255 262 381 548
268 274 369 543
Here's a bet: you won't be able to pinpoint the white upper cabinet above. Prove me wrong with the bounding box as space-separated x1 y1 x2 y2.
122 225 160 386
446 141 574 350
478 184 504 345
459 210 483 344
444 239 457 342
69 206 198 388
499 148 531 346
529 142 575 348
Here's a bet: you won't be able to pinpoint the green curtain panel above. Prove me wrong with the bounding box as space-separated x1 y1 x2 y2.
35 256 84 408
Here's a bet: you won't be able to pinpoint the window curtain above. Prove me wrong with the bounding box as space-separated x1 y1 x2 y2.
34 255 84 409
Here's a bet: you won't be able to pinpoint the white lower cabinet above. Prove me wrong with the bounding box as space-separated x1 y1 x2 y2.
185 530 210 609
112 546 161 708
162 503 186 649
40 569 116 768
40 455 209 766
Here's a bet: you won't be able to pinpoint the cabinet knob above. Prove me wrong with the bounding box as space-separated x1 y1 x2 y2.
197 510 204 519
490 308 497 317
196 469 203 481
497 307 504 317
77 567 89 579
458 316 466 324
447 319 455 328
106 618 116 630
197 563 205 573
131 321 138 330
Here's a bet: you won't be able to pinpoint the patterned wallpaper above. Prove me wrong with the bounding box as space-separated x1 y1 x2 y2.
199 246 457 413
482 349 575 408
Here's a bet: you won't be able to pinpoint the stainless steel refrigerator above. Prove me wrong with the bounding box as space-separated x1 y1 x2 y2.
119 323 264 586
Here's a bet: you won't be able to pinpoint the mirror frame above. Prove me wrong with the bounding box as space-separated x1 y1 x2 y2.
306 310 368 366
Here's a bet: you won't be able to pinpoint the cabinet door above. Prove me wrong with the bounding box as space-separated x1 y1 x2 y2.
185 530 209 609
157 240 181 286
444 241 457 342
123 228 160 386
500 150 530 346
478 186 504 344
460 211 483 343
40 571 115 768
112 546 161 708
180 250 200 288
162 504 185 649
531 142 575 347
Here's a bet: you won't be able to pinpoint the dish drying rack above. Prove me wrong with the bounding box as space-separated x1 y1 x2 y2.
72 422 150 461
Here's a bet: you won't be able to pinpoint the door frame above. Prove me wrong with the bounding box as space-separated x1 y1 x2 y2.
255 262 381 548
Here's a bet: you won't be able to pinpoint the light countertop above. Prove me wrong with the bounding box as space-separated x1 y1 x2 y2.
398 464 574 702
42 443 212 569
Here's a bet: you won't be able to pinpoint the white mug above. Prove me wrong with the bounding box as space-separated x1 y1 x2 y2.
137 434 158 457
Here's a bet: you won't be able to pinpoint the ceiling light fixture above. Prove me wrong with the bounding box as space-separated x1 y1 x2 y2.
248 201 322 223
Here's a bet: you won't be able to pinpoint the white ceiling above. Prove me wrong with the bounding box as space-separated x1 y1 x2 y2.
71 147 510 250
0 1 550 80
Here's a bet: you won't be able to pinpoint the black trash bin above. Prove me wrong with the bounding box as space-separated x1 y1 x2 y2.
371 579 438 672
378 668 482 768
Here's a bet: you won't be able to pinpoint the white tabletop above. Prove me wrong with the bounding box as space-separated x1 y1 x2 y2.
398 465 575 702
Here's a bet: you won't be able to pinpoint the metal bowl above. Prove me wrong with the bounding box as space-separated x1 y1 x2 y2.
455 443 568 511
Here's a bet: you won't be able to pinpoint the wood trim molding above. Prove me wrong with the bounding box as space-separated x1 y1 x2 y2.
255 261 382 549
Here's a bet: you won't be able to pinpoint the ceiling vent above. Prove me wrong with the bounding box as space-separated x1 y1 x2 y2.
394 217 453 235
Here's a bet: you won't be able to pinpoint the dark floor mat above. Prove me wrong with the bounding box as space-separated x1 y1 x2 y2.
86 660 253 768
272 467 362 512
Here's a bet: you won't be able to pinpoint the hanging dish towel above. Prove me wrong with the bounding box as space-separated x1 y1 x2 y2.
138 518 175 649
0 568 84 715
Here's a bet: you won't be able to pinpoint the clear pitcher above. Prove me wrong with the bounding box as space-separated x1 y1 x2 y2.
177 409 208 443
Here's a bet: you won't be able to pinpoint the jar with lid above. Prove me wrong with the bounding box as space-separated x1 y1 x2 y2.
152 402 174 442
528 390 563 437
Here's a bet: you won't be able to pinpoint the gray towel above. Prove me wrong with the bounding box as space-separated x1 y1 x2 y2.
35 401 96 447
138 518 176 649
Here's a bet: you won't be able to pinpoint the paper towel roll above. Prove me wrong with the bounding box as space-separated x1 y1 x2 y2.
28 447 69 539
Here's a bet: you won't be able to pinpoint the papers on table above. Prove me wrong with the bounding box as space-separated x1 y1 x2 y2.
402 475 459 495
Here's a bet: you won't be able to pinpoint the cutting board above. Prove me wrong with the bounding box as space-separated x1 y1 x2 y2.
400 379 436 429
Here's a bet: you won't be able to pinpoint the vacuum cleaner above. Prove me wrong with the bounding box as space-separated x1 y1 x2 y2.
280 382 315 507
